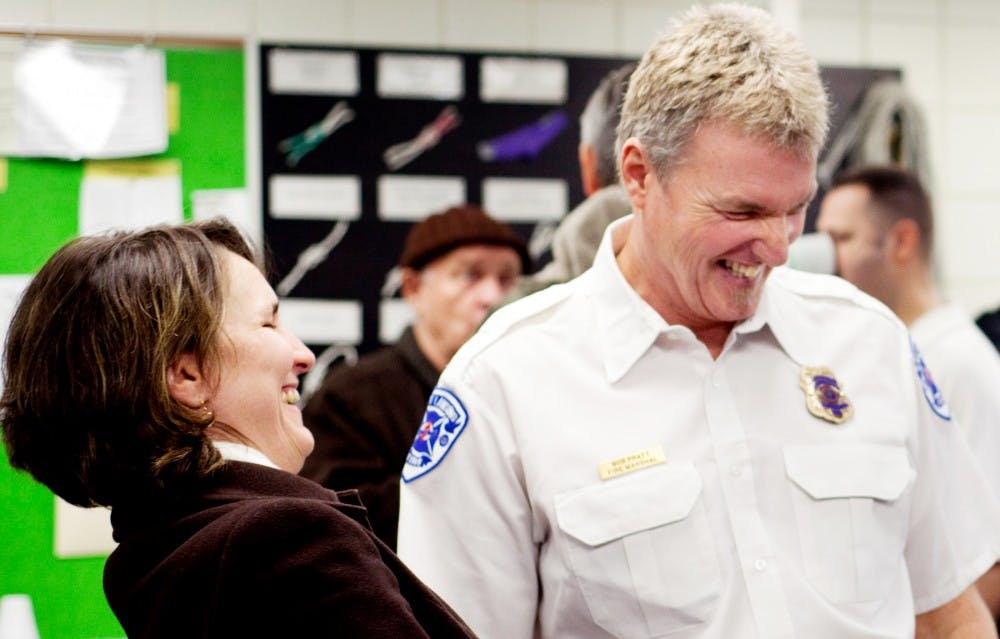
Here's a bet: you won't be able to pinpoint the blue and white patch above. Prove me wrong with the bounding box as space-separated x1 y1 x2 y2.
402 386 469 482
910 337 952 421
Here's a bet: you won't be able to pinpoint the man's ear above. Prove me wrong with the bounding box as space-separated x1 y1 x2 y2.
400 267 422 303
887 218 921 264
619 138 651 213
578 144 601 196
166 352 209 408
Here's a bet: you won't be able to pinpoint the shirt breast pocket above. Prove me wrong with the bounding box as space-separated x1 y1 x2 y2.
554 464 720 639
784 444 915 603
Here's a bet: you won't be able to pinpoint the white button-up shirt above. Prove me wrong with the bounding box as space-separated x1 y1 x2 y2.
397 217 1000 639
910 303 1000 494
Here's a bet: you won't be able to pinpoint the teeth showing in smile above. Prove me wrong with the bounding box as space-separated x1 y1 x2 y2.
724 260 761 279
282 389 301 405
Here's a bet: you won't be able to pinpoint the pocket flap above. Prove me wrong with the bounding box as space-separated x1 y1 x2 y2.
555 464 701 547
784 444 914 501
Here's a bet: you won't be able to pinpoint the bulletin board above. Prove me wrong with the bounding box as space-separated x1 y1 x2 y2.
0 44 245 639
258 43 899 373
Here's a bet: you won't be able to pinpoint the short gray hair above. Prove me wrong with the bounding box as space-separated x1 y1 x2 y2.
579 62 637 188
617 3 829 179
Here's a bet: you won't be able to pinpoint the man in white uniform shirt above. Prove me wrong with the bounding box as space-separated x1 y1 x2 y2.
817 164 1000 617
398 4 1000 638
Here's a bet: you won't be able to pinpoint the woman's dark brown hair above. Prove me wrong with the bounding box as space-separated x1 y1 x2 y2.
1 218 255 507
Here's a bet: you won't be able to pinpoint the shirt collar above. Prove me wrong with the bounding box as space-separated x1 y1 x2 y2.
743 266 812 366
587 221 808 381
588 216 673 383
212 440 280 470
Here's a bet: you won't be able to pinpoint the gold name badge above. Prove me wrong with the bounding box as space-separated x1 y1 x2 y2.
598 445 666 480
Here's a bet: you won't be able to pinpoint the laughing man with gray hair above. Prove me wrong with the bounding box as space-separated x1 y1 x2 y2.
398 4 1000 638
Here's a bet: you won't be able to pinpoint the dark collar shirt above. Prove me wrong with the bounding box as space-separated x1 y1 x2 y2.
105 461 475 638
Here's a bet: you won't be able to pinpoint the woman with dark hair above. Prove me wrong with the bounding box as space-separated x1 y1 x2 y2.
0 218 475 638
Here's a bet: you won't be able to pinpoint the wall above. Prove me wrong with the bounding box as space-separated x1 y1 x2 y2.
2 0 997 315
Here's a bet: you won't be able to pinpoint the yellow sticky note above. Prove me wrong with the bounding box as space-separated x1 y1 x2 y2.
167 82 180 134
84 158 181 179
598 445 666 480
0 158 7 193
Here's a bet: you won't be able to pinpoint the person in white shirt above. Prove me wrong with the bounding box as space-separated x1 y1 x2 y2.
817 164 1000 617
397 4 1000 638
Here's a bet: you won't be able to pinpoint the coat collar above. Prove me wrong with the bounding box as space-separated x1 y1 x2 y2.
397 325 442 391
110 462 371 542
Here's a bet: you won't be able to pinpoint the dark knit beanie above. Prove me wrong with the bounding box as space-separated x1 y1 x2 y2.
399 205 532 273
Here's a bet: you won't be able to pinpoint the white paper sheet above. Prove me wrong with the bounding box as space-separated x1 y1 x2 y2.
0 39 18 153
267 48 359 96
480 56 567 104
377 175 466 221
54 498 116 558
376 53 464 100
0 36 166 159
78 159 183 236
0 274 31 394
279 298 362 345
482 177 568 222
269 174 361 220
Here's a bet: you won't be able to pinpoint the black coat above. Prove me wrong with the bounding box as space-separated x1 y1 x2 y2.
301 326 439 549
104 461 475 638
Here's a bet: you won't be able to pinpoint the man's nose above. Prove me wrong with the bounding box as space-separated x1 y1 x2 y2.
754 215 794 266
475 276 506 307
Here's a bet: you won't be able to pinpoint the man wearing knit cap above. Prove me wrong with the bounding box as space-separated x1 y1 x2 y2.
301 204 528 549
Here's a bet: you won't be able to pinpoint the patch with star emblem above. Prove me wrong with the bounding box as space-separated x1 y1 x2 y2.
402 386 468 482
910 337 952 421
800 366 854 424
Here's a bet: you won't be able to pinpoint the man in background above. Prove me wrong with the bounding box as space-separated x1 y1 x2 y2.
301 204 529 549
509 63 635 299
397 4 1000 637
817 164 1000 616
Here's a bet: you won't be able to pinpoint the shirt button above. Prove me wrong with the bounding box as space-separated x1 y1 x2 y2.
729 465 742 477
754 559 767 572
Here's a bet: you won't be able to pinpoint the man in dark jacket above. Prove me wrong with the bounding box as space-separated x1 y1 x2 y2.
301 204 529 549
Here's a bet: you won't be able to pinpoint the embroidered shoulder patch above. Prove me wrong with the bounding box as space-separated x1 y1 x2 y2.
402 386 469 482
910 337 952 421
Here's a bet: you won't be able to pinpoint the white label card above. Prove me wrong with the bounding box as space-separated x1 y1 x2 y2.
482 177 568 222
377 175 466 221
268 49 359 96
269 175 361 220
279 298 362 345
480 56 567 104
377 53 464 100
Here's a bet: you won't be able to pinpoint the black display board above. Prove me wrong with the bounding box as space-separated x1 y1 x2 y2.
259 42 898 370
259 44 632 364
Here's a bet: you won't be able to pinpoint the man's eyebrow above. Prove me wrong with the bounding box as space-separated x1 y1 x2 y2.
721 190 817 213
